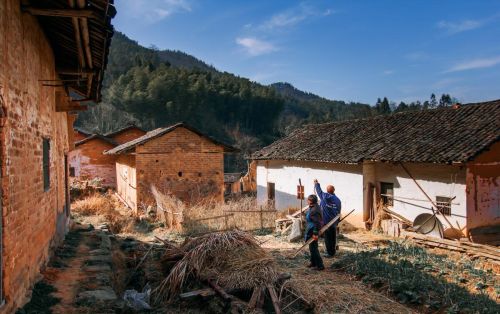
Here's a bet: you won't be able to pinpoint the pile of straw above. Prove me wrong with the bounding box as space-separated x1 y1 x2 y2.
154 230 279 303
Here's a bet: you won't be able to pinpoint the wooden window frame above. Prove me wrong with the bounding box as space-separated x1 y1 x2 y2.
436 196 452 216
43 138 50 191
380 182 394 207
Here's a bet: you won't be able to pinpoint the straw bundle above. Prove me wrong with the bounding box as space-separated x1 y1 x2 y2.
154 230 279 303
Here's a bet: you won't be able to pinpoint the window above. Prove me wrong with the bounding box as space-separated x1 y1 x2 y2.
380 182 394 206
436 196 452 216
267 182 275 207
42 138 50 191
69 167 75 177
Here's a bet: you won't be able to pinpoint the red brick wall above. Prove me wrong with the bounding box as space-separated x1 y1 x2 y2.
135 127 224 210
0 1 72 311
110 128 146 145
68 139 117 187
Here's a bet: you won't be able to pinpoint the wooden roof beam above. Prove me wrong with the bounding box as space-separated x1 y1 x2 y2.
22 7 99 19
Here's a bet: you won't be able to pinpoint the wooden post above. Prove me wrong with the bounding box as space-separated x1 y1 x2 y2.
260 206 263 229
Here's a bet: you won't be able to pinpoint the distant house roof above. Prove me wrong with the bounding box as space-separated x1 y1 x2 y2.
104 124 145 138
74 127 92 136
25 0 115 102
75 134 117 147
105 122 238 155
224 173 243 183
252 100 500 164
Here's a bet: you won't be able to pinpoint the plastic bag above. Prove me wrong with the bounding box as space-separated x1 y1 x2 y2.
288 218 302 242
123 283 152 310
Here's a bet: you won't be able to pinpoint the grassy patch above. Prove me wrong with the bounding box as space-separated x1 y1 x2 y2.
331 241 500 313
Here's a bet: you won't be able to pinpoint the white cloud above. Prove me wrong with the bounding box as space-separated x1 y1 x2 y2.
445 56 500 73
260 3 334 30
437 19 483 34
383 70 394 75
236 37 277 56
119 0 192 23
437 13 500 35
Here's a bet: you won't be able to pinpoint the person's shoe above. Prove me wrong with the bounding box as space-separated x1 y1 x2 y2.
316 266 325 271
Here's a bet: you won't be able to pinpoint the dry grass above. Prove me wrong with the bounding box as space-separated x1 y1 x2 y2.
372 202 391 232
153 230 279 303
72 193 115 216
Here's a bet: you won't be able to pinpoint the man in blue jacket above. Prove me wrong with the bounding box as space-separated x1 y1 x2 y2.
314 179 341 257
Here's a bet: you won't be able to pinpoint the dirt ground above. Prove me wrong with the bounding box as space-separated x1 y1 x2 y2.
18 195 499 313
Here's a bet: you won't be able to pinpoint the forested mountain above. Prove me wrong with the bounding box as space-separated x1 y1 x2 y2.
76 32 455 171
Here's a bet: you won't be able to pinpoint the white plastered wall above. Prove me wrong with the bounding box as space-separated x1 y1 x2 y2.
256 160 365 228
369 162 467 229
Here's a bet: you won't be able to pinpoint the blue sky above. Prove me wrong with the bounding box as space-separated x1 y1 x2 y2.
114 0 500 104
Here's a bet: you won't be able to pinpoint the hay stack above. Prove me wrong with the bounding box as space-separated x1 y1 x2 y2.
154 230 279 303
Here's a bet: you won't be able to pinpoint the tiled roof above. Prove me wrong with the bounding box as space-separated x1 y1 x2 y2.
75 134 118 147
29 0 115 102
74 127 92 136
105 122 238 154
104 124 145 137
252 100 500 164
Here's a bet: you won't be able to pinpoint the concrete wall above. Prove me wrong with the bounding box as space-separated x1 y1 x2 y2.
466 141 500 244
116 155 137 210
256 160 365 228
0 1 71 311
135 127 224 210
109 128 146 145
365 162 467 229
68 139 117 187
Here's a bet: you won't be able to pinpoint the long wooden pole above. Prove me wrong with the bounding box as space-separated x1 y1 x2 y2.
291 209 355 258
399 162 461 236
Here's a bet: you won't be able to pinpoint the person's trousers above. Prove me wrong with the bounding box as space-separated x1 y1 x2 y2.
309 239 324 268
324 225 337 256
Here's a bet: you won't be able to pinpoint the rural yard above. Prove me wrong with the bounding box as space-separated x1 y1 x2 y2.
2 1 499 313
18 192 499 314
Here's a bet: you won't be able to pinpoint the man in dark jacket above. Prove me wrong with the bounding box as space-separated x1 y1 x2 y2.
314 179 341 257
305 194 324 270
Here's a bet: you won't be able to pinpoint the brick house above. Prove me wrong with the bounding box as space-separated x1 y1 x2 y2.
74 126 92 142
68 125 145 187
253 101 500 244
69 134 118 187
0 0 114 311
105 123 237 212
104 124 146 145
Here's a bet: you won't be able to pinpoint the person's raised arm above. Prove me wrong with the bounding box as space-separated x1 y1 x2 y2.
314 179 327 201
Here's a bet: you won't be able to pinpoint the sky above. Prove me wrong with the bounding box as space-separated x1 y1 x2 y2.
113 0 500 105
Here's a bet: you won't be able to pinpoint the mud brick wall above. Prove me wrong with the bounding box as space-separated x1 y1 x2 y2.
110 128 146 145
68 139 117 187
135 127 224 211
0 1 71 311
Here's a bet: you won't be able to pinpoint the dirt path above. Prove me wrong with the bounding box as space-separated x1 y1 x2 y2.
19 223 119 314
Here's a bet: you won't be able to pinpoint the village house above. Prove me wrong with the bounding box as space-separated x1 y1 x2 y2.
105 123 237 212
104 124 146 145
73 126 92 142
224 173 244 195
68 125 145 187
252 100 500 244
0 0 114 311
69 134 118 187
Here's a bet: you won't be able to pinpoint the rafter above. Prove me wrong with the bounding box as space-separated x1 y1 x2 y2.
22 7 98 19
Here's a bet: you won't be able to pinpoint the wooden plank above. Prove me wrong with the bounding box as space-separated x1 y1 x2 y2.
22 7 98 19
266 284 281 314
291 209 355 258
179 288 216 300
